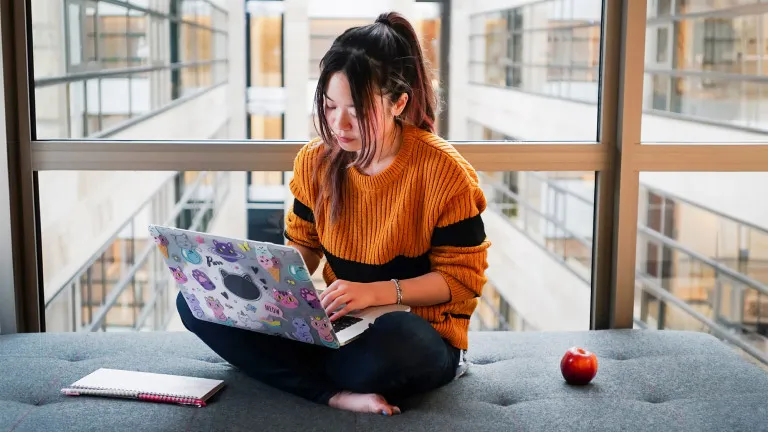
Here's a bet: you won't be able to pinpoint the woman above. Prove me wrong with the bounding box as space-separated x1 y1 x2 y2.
177 11 489 415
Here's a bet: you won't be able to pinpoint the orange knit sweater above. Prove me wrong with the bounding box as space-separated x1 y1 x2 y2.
284 124 490 350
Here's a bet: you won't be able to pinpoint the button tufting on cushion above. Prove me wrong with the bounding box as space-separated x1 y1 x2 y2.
1 330 766 431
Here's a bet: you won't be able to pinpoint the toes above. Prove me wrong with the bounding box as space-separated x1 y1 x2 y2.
374 402 393 416
377 403 401 416
371 397 396 416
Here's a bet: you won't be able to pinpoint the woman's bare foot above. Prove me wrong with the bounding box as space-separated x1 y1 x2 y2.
328 391 401 415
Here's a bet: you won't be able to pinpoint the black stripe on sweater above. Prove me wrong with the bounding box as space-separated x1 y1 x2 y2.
427 313 473 324
431 214 486 247
322 246 431 283
292 198 315 223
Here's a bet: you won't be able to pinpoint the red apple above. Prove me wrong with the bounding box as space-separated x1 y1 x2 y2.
560 346 598 385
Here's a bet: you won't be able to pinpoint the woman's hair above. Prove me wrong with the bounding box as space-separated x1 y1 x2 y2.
313 11 438 222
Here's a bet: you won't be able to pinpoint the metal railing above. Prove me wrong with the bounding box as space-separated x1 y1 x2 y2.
473 293 511 331
478 171 768 365
478 171 593 283
44 171 230 332
469 0 768 133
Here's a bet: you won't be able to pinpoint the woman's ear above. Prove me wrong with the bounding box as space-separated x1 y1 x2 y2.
392 93 408 117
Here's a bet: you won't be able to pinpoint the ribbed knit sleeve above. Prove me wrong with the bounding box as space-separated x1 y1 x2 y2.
284 142 323 257
430 184 490 303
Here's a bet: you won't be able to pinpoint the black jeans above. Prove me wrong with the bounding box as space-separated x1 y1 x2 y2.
176 292 461 405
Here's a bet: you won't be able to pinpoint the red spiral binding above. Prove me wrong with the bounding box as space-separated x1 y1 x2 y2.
138 393 206 407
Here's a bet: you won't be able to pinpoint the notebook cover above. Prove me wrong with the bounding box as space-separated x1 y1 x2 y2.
62 368 225 406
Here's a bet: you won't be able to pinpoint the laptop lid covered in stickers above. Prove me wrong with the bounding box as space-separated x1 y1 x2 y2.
149 224 341 349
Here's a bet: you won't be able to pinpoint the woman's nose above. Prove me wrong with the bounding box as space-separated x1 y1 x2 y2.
332 110 351 131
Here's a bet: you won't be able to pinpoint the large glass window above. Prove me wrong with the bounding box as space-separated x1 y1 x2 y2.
635 172 768 365
31 0 229 139
6 0 764 373
469 0 602 104
467 0 603 142
643 3 768 140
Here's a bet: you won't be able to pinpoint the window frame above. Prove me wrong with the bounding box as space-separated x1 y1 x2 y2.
3 0 768 335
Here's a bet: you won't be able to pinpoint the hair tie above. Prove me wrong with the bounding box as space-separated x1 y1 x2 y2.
376 17 392 27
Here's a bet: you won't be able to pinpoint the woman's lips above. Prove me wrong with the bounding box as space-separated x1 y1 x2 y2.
337 136 355 144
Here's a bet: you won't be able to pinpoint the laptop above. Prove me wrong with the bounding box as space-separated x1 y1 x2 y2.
149 224 409 348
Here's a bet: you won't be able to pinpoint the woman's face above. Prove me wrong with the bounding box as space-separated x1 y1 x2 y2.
324 72 400 153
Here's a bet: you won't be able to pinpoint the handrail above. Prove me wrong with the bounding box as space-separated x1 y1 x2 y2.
644 67 768 83
642 184 768 236
79 0 227 32
482 171 768 364
637 272 768 365
35 59 228 87
132 196 215 330
638 225 768 297
83 173 213 331
479 172 593 249
95 81 228 139
44 173 206 307
505 172 768 281
484 173 768 295
477 293 511 331
526 171 594 206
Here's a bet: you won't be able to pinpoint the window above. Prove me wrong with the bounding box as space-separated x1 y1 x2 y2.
469 0 602 104
643 9 765 134
2 0 765 371
33 0 228 139
636 173 768 364
655 27 668 63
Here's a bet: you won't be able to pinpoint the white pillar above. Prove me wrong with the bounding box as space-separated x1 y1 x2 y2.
449 0 470 140
386 0 415 21
284 0 311 141
228 0 247 139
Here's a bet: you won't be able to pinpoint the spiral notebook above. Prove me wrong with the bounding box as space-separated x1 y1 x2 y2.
61 368 225 407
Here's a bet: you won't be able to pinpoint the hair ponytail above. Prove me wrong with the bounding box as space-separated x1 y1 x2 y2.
375 12 437 132
313 11 438 223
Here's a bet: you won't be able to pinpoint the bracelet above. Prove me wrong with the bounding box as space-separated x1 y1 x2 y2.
391 279 402 305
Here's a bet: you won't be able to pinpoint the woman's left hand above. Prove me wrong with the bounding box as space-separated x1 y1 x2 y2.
320 280 376 321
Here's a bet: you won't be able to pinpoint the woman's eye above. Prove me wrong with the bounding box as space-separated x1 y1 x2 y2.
325 105 336 111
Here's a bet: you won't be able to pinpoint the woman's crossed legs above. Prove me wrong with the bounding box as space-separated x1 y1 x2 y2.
176 292 460 414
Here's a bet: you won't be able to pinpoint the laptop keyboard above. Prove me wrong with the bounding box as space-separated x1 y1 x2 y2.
332 315 363 333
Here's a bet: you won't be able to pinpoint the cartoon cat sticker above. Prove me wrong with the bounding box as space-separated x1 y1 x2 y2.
291 317 314 343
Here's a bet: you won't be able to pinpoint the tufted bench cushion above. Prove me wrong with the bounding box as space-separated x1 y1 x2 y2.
1 329 766 431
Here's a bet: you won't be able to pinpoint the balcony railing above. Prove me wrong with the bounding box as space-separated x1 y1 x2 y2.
478 171 768 366
44 171 230 332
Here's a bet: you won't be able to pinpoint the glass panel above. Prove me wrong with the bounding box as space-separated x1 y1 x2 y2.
30 0 229 140
39 171 232 332
31 0 608 143
39 169 595 334
464 0 603 141
635 172 768 365
67 3 83 67
474 170 595 331
642 6 768 142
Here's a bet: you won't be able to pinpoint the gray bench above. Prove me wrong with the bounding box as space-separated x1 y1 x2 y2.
1 329 767 431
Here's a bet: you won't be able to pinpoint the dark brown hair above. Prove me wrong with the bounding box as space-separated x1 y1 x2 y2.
313 11 438 223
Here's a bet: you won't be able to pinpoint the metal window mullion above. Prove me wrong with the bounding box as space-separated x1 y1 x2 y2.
592 0 647 330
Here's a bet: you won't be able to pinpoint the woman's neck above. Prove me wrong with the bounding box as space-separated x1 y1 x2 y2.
359 124 403 176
